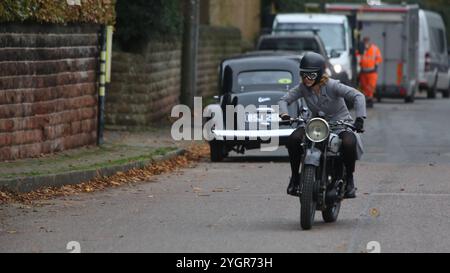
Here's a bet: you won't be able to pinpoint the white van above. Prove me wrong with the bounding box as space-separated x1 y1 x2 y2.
272 13 354 85
418 9 449 98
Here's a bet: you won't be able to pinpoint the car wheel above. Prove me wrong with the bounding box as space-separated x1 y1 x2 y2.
209 140 226 162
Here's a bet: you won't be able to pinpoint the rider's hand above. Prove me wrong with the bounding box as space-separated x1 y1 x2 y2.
280 113 291 121
354 117 364 132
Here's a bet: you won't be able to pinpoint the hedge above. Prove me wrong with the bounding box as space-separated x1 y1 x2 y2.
0 0 115 25
114 0 183 52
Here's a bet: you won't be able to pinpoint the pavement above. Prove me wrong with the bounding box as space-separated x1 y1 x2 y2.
0 126 192 193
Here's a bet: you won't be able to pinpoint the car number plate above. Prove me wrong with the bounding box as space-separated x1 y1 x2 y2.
246 113 280 123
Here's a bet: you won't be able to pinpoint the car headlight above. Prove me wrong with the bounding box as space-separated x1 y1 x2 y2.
334 64 342 74
306 118 330 142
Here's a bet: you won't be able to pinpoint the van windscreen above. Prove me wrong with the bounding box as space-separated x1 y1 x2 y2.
275 23 346 54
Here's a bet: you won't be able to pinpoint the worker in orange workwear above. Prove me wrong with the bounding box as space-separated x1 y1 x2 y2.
358 36 382 108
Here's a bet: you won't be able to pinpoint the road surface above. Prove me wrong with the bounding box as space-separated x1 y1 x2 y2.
1 94 450 253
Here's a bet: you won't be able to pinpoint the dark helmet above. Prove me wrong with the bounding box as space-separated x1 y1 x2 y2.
299 52 326 85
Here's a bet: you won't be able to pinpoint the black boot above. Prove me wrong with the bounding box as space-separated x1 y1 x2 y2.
287 174 300 196
344 175 356 199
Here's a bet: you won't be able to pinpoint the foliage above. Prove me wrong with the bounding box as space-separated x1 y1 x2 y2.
0 0 115 24
114 0 183 52
272 0 304 13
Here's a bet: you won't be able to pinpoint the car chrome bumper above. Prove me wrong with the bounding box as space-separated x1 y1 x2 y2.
212 129 295 140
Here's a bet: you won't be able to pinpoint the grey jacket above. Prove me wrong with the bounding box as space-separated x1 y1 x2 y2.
278 78 366 121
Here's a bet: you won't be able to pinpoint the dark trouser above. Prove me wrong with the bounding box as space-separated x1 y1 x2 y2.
286 127 357 177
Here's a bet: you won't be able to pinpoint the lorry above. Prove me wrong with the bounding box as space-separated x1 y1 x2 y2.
326 3 420 103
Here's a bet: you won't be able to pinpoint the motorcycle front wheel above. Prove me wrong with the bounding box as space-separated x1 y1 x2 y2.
300 165 317 230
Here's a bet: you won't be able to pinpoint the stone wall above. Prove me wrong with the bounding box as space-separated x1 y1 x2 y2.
106 26 241 128
197 26 241 98
0 23 100 161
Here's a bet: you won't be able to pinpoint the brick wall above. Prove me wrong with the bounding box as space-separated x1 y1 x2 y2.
106 26 241 128
106 40 182 128
0 23 100 161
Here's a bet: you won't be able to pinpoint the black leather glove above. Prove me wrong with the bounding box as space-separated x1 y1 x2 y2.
354 117 364 132
280 113 291 121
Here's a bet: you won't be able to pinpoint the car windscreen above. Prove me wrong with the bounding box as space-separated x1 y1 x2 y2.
275 23 346 54
258 37 320 53
237 71 293 92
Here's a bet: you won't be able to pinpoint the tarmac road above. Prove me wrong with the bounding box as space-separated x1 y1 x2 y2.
1 94 450 253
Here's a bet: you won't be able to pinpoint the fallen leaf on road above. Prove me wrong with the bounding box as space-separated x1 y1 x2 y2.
197 193 210 197
192 187 202 193
6 230 17 234
369 208 380 217
212 188 224 192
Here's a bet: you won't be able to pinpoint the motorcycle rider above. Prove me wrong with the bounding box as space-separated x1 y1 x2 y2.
278 52 366 199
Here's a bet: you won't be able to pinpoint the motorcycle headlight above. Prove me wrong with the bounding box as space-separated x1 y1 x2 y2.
306 118 330 142
333 64 342 74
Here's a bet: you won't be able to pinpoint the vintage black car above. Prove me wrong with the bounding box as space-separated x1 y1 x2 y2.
204 52 308 162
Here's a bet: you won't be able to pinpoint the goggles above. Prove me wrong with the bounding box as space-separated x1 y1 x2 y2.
300 71 319 81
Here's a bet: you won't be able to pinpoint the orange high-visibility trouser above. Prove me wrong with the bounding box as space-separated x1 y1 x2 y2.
359 72 378 99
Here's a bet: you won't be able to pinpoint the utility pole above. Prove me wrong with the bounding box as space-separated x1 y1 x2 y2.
181 0 200 109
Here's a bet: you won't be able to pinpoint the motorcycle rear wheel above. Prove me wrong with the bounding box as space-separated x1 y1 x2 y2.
300 165 317 230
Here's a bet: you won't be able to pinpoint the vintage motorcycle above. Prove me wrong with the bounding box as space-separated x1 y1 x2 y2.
282 114 360 230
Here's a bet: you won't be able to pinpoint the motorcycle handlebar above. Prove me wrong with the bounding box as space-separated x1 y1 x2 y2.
278 117 304 125
278 118 364 133
329 121 364 133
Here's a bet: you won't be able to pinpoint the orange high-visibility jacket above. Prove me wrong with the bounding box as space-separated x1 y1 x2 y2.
359 44 382 72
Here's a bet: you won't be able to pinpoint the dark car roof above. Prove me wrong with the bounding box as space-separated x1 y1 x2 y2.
222 51 301 66
218 53 301 93
256 33 328 58
226 56 299 72
259 32 319 39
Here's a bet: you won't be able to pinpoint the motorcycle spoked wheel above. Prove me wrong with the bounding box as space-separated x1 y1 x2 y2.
322 163 345 223
300 165 317 230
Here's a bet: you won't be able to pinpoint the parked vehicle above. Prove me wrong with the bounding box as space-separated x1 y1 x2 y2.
205 52 306 162
272 13 355 86
326 3 420 103
256 32 341 82
418 9 449 98
281 115 360 230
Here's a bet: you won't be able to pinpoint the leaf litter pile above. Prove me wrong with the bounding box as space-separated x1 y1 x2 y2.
0 143 210 205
